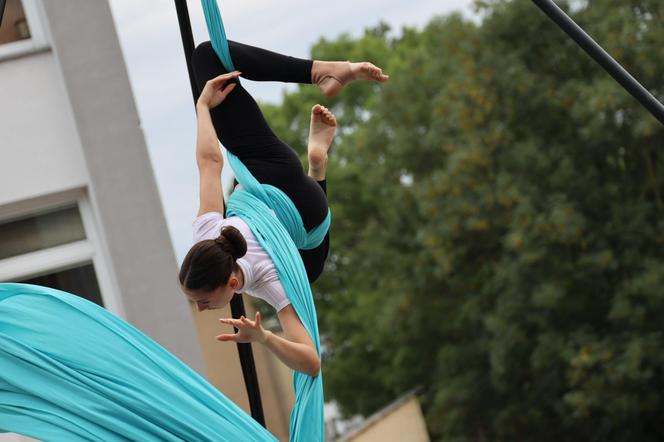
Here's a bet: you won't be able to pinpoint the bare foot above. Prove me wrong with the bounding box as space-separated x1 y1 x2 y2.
313 61 390 97
308 104 337 179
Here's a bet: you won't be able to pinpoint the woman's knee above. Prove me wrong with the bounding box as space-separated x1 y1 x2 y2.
192 41 213 67
300 239 329 284
191 41 229 77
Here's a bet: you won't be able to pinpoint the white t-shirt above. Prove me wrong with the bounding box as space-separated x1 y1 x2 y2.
192 212 291 311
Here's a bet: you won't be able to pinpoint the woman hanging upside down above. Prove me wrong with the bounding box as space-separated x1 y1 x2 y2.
178 41 389 376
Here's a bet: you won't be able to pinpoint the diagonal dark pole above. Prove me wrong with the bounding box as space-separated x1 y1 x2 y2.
0 0 7 30
532 0 664 126
173 0 266 428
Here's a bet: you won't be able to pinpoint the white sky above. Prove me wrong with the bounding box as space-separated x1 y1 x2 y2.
107 0 475 262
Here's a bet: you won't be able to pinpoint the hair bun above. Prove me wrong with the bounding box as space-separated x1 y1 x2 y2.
216 226 247 260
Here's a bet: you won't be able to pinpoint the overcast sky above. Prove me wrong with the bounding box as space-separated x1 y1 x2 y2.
107 0 475 262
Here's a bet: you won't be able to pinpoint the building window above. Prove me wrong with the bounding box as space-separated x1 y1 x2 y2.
0 0 47 60
0 204 101 304
20 263 104 306
0 197 122 314
0 205 86 260
0 0 31 45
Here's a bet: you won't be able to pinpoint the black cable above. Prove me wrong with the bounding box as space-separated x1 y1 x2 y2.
532 0 664 126
173 0 266 428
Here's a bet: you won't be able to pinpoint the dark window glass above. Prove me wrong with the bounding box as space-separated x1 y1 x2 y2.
20 264 104 306
0 205 86 260
0 0 31 45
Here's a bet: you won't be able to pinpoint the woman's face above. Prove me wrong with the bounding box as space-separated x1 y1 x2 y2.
184 284 235 312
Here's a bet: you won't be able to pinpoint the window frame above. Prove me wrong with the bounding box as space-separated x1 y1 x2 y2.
0 193 125 316
0 0 49 61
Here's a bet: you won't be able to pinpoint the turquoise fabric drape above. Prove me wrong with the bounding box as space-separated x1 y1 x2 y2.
201 0 235 72
0 283 277 441
200 2 330 439
226 156 328 442
227 153 331 251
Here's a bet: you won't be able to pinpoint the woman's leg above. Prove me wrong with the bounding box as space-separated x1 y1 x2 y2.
299 177 330 283
299 105 336 282
192 41 310 153
226 40 313 83
192 41 330 223
300 239 329 283
192 41 390 147
191 42 348 283
192 41 312 196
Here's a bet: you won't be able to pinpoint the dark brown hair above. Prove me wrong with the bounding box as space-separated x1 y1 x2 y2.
179 226 247 292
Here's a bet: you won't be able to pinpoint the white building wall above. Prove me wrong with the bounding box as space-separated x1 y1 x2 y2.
0 4 87 208
0 51 87 207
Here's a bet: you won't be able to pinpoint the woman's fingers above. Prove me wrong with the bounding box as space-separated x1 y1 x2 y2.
212 71 241 83
219 318 242 329
217 314 264 344
220 316 256 329
198 71 241 108
240 316 256 327
203 72 240 95
221 82 236 97
209 71 241 85
215 333 239 342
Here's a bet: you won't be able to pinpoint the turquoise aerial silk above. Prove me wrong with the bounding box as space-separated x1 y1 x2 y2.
225 158 328 442
0 283 276 441
201 0 235 72
201 1 330 440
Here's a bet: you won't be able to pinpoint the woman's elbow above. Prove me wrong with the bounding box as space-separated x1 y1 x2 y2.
197 153 223 167
305 355 321 377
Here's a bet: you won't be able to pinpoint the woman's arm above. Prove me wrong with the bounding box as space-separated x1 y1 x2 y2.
217 307 321 377
195 71 240 217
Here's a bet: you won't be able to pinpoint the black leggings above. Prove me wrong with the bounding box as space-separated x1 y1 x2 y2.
192 41 329 283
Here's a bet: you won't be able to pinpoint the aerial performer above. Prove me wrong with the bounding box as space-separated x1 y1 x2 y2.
178 35 389 438
0 39 387 442
179 39 389 375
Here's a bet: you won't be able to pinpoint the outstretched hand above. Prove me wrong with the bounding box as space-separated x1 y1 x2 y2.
197 71 241 109
217 312 268 344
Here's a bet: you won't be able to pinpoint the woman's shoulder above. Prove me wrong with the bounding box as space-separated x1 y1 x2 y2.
193 211 227 242
221 215 251 234
192 212 255 242
194 211 224 224
246 273 290 312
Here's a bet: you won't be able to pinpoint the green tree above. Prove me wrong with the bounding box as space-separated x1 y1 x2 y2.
262 1 664 440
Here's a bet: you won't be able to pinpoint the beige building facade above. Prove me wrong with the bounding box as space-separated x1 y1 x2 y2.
337 393 430 442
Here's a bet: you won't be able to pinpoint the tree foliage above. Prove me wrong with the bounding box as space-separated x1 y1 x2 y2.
262 1 664 440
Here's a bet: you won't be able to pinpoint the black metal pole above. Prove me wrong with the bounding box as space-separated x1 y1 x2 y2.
229 294 266 426
173 0 199 105
532 0 664 126
173 0 266 428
